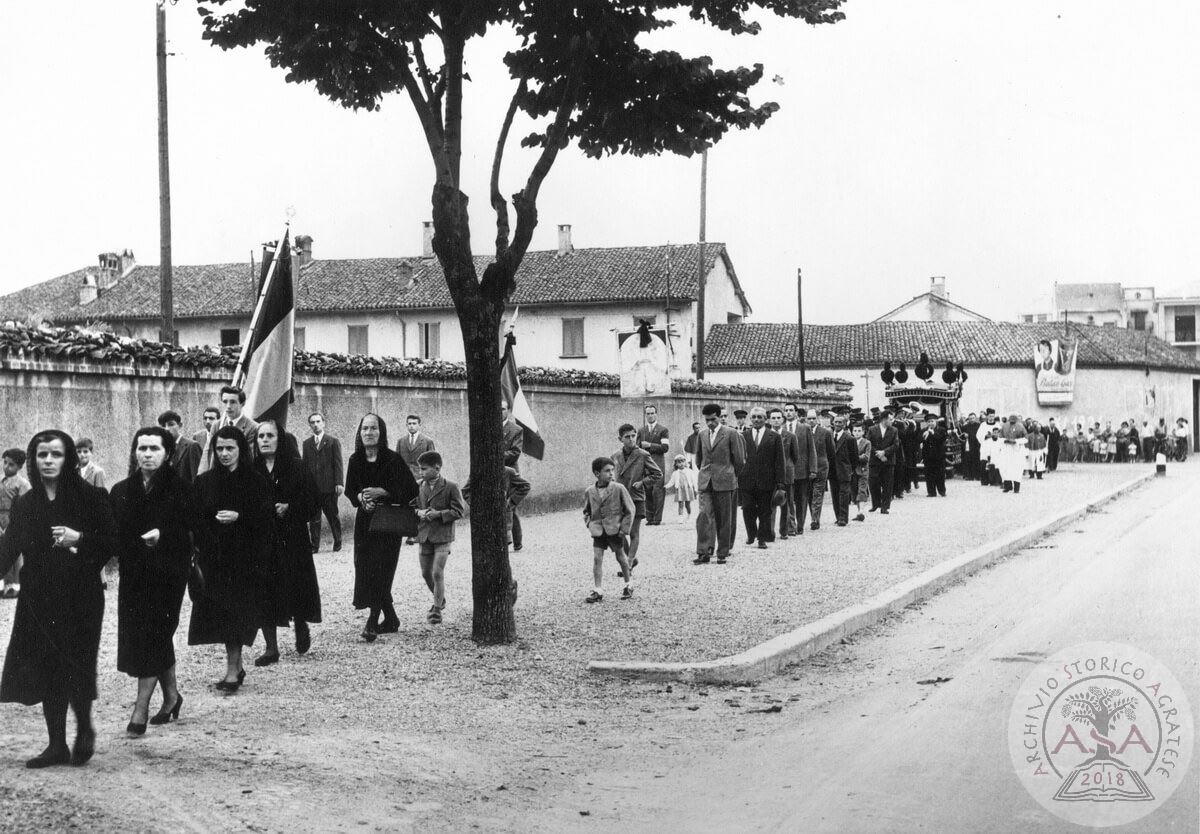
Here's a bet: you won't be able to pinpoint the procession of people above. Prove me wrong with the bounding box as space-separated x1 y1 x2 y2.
0 382 1190 770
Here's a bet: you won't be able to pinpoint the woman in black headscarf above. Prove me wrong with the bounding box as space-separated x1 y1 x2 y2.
345 414 418 641
110 426 195 736
252 419 322 665
187 425 272 692
0 429 117 768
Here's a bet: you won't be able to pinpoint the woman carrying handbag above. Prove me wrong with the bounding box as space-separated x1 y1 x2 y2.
345 414 418 642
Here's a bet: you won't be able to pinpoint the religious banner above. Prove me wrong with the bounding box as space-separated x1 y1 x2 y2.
617 322 671 399
1033 337 1079 405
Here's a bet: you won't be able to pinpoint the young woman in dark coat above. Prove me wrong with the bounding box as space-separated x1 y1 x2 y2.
109 426 195 735
187 425 272 692
345 413 418 641
252 419 322 665
0 429 118 768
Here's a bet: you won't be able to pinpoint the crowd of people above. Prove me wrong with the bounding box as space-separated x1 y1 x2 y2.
0 386 1188 770
0 384 535 770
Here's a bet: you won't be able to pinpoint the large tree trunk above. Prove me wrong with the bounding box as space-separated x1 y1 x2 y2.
432 184 517 645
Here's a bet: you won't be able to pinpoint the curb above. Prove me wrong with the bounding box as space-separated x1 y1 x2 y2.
586 470 1157 685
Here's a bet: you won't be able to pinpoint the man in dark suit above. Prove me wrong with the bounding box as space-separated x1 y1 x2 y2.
962 412 981 479
920 414 948 497
1046 417 1061 471
768 408 799 540
739 407 787 549
397 414 437 477
502 404 525 550
158 410 202 483
694 402 746 564
806 410 836 531
303 412 344 552
636 404 670 526
830 413 856 525
868 410 899 513
790 407 818 534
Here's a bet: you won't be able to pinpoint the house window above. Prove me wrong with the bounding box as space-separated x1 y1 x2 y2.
348 325 369 355
219 328 240 347
1176 314 1196 343
417 322 440 359
562 318 585 357
1131 311 1147 331
1036 314 1047 323
632 315 657 327
1021 315 1033 323
294 327 306 351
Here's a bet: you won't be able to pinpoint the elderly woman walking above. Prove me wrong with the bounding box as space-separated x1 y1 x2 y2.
0 430 118 768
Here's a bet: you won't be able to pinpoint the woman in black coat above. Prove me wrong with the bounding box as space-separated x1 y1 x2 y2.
187 425 272 692
0 429 117 768
345 413 418 641
110 426 194 735
252 419 322 665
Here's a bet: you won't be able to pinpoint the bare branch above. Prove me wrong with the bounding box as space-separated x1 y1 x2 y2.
490 78 526 257
396 50 453 186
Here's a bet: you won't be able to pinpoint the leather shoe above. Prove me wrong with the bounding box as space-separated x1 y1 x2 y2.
295 622 311 654
254 652 280 667
692 555 711 565
757 541 768 549
71 727 96 766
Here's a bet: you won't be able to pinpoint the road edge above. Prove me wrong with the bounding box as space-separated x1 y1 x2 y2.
586 470 1157 684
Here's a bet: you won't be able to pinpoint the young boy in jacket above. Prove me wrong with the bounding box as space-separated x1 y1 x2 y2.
413 451 465 624
583 457 636 603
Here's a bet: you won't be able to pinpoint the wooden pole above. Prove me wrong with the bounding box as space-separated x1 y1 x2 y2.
694 148 708 379
797 267 806 387
156 2 174 344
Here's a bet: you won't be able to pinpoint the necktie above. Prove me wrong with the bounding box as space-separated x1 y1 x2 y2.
754 429 762 446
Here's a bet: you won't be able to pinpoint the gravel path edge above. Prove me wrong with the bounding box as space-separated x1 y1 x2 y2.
587 469 1157 684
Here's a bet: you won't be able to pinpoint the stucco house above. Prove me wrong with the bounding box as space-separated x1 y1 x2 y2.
0 224 751 376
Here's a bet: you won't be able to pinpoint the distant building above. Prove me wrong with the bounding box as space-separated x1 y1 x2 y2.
1019 282 1157 331
0 224 752 376
703 320 1200 436
1157 282 1200 361
872 276 990 323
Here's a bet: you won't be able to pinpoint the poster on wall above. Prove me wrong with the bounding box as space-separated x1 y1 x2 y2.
617 323 671 399
1034 337 1079 405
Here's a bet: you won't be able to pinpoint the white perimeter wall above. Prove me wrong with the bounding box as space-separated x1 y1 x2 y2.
708 366 1198 425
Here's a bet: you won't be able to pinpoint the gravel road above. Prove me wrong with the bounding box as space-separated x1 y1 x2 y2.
0 463 1153 832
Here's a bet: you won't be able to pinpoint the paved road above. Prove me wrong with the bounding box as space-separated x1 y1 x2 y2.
574 467 1200 833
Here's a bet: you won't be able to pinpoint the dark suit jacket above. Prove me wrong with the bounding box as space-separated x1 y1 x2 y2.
302 433 345 494
813 425 836 478
171 435 202 483
867 424 899 467
739 427 787 493
792 423 818 481
778 429 800 483
695 425 746 492
636 422 670 471
831 429 857 483
502 421 524 472
413 476 465 544
396 432 436 475
920 426 948 464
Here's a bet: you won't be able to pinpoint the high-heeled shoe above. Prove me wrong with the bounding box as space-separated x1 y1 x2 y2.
149 693 183 726
126 720 147 736
254 651 280 667
216 669 246 692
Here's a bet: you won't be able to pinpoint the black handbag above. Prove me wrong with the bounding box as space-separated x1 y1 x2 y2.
368 504 419 537
187 553 206 601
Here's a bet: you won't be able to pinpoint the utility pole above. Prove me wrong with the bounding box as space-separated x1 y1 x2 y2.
694 148 708 379
157 1 175 344
797 267 806 387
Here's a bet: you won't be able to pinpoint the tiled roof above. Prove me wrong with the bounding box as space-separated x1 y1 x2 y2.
704 321 1200 372
0 243 747 322
1053 282 1124 312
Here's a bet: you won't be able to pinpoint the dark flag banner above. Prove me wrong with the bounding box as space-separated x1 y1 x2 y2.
236 230 295 428
500 332 545 460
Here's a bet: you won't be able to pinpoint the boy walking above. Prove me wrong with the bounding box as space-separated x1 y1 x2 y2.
612 423 662 571
583 457 636 603
413 451 465 624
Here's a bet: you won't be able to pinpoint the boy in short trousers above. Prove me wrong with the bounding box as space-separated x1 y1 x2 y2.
583 457 636 603
414 451 465 624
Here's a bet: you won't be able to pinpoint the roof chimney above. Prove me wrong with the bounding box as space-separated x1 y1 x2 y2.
295 234 313 266
97 252 121 290
79 272 99 305
422 221 434 259
119 249 136 277
930 276 946 299
557 224 573 256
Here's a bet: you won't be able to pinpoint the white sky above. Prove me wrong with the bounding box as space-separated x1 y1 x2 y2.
3 1 1199 323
